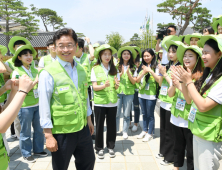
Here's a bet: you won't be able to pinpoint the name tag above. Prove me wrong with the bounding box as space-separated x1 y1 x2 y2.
160 85 168 96
33 89 39 98
145 83 149 90
59 87 69 91
188 106 197 123
175 98 186 111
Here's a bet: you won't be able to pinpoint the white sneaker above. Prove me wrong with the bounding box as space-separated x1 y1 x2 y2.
123 132 128 139
129 123 133 129
132 125 138 132
142 133 153 142
137 131 146 139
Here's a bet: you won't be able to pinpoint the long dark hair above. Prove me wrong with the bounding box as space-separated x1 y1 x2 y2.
138 48 157 82
94 49 117 76
195 39 222 95
166 45 180 71
118 50 135 75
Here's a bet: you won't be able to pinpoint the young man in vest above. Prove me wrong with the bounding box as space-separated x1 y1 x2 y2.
38 39 57 71
75 37 96 139
39 28 95 170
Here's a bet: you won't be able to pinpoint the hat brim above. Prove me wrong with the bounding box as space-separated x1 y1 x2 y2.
200 35 222 52
212 20 219 33
117 46 137 59
177 44 204 67
165 40 184 52
0 46 8 56
12 45 37 63
161 35 181 51
132 46 142 58
94 45 117 59
93 43 100 48
8 36 31 55
184 34 201 45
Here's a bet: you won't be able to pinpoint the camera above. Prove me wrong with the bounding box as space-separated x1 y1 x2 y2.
156 28 172 40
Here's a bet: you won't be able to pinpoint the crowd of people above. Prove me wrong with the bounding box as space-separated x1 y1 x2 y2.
0 14 222 170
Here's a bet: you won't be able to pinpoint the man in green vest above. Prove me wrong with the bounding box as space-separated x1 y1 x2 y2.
75 37 96 139
38 39 57 71
38 28 95 170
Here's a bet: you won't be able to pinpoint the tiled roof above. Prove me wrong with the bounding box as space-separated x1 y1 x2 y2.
0 32 55 48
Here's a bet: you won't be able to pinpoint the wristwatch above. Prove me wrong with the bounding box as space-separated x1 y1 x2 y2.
88 42 92 45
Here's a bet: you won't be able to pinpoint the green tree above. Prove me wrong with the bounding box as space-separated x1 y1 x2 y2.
157 23 176 29
0 0 39 54
31 5 56 32
106 32 124 51
190 7 212 33
157 0 201 35
48 15 67 31
130 33 141 46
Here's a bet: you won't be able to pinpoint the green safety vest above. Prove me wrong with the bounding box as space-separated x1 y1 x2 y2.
44 60 88 134
0 134 9 170
0 73 6 103
159 69 173 104
188 76 222 142
93 65 118 104
43 55 53 67
138 70 157 96
74 53 96 85
116 67 136 95
171 89 191 120
14 66 39 107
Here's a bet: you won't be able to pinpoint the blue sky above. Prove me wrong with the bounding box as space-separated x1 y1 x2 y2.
22 0 221 44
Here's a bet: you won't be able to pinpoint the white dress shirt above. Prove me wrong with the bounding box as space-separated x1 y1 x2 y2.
38 57 92 129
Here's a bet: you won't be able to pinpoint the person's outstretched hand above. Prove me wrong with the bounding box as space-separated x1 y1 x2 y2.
19 75 36 93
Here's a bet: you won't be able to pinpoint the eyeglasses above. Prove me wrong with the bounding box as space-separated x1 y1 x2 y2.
56 44 76 50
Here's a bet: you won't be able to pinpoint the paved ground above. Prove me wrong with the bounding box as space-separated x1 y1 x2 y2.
4 101 221 170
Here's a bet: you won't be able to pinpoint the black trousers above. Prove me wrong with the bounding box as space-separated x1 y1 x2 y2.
10 122 15 135
94 106 117 151
88 87 94 125
172 124 194 170
51 125 95 170
159 107 174 162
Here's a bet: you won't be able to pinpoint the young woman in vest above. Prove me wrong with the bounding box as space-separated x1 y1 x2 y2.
0 75 36 170
157 40 182 166
116 46 137 139
11 45 47 162
168 44 204 170
157 50 163 64
91 44 119 159
174 35 222 170
136 48 160 141
129 45 141 132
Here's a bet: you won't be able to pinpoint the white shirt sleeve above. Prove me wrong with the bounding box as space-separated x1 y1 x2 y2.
11 70 19 78
38 57 45 68
91 68 97 82
207 80 222 105
133 68 138 77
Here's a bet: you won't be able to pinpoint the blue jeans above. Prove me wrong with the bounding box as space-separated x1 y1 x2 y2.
130 91 140 123
139 98 156 135
116 94 134 133
18 106 44 157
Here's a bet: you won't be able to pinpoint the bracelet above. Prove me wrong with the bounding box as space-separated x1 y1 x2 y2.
186 82 193 87
18 90 28 95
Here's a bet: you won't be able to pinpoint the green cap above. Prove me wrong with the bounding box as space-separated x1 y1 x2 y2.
93 43 100 48
161 35 181 51
179 35 185 42
8 36 31 55
212 15 222 33
0 45 8 56
165 40 184 52
200 34 222 52
131 46 142 58
12 45 37 63
177 44 204 67
117 46 137 59
184 33 202 45
156 49 163 55
197 40 203 48
94 44 117 59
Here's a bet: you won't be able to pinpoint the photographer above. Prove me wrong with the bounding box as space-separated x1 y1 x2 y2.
155 25 177 65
